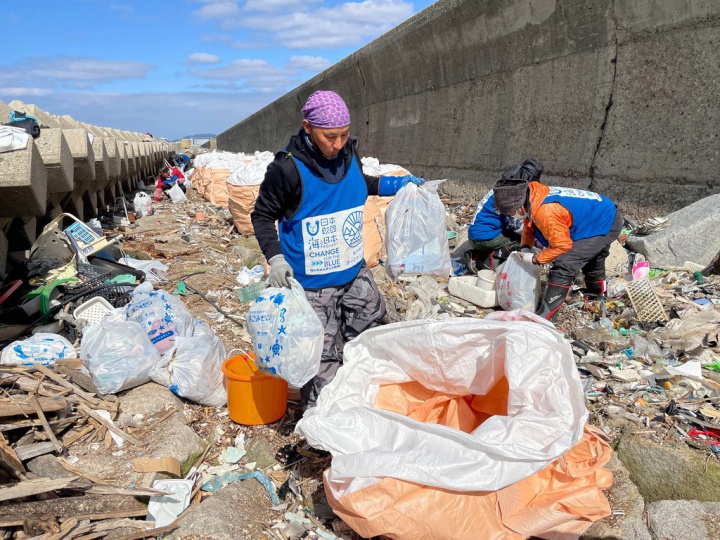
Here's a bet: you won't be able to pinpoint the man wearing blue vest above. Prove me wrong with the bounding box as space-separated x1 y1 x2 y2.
463 159 543 273
493 179 623 322
251 90 424 407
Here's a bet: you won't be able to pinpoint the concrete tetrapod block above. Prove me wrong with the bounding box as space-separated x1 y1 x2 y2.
62 128 96 184
625 193 720 268
125 142 137 175
0 100 11 123
117 141 129 178
102 137 121 180
33 128 74 194
0 139 47 217
90 136 110 185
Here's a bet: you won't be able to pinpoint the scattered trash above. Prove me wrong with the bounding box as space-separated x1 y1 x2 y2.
201 470 281 504
147 479 193 527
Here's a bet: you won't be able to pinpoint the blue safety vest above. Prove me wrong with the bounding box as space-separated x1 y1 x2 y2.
533 187 617 246
279 155 367 289
468 190 507 242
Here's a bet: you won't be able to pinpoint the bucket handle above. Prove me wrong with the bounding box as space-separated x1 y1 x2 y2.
227 348 255 371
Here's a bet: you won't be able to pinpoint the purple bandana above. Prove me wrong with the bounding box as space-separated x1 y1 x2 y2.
301 90 350 129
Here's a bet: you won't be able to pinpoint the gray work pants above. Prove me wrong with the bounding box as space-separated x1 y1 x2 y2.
301 264 386 407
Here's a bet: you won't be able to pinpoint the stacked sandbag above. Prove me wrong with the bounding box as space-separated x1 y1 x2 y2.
226 151 274 235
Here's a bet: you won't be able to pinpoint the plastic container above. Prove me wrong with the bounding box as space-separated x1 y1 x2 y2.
632 261 650 280
222 353 287 425
448 276 498 308
446 230 458 248
476 269 497 292
74 297 115 325
236 281 266 303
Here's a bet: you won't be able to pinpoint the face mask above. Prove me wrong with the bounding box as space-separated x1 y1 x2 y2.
510 211 524 220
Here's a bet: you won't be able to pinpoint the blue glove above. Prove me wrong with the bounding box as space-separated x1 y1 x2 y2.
378 174 425 196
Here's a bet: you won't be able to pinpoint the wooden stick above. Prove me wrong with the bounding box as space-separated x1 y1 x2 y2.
30 396 63 453
0 477 77 502
77 404 143 447
57 458 107 485
135 407 176 437
63 425 95 447
33 364 102 406
108 524 178 540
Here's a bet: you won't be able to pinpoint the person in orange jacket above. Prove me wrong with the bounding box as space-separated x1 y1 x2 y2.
493 179 623 322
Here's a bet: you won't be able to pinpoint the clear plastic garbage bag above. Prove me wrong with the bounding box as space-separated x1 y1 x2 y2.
1 333 77 367
81 314 160 394
247 278 323 387
151 334 227 407
133 192 153 217
385 181 452 281
496 252 541 311
167 183 188 203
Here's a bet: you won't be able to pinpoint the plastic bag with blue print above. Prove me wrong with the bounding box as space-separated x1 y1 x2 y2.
247 278 323 388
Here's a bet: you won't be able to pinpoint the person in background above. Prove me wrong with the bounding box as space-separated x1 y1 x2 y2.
463 159 544 273
251 90 424 408
493 178 622 322
154 165 186 201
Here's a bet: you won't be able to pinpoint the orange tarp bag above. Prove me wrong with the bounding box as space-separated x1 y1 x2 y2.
296 315 612 540
205 168 231 208
227 183 261 235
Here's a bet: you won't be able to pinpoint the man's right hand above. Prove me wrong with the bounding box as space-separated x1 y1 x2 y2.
268 255 293 288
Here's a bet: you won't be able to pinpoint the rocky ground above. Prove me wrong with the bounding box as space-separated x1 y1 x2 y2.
47 184 719 540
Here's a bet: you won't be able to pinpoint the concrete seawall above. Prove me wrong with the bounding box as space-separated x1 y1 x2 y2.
0 100 172 276
217 0 720 219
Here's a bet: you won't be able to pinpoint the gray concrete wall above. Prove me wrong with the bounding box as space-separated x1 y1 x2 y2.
217 0 720 219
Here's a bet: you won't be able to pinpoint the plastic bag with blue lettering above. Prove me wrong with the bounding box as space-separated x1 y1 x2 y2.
247 278 323 387
1 334 77 367
125 282 194 354
385 181 452 281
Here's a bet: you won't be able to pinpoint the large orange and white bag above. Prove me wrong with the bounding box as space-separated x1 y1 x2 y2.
297 314 612 540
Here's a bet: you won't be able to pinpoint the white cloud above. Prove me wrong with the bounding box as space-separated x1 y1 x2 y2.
287 55 332 72
193 1 240 19
0 56 154 85
0 87 54 97
197 59 283 79
196 0 414 49
108 3 133 14
243 0 320 11
187 52 221 64
30 90 284 140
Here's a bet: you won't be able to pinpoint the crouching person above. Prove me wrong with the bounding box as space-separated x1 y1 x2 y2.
154 165 186 201
464 159 544 272
493 179 623 322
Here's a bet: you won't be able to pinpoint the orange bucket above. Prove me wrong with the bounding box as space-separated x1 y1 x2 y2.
222 353 288 425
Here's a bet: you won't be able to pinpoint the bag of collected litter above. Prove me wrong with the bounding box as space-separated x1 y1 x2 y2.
247 278 323 387
297 318 611 540
167 183 188 203
125 282 194 354
151 334 227 407
133 192 153 217
81 314 160 394
496 252 541 311
385 181 452 281
1 334 77 367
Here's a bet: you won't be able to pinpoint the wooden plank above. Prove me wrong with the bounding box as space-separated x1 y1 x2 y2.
0 432 24 472
0 415 80 433
110 524 178 540
77 404 143 447
63 425 94 447
0 495 147 527
34 364 102 406
0 396 68 418
16 441 57 461
54 364 101 397
0 477 77 502
30 396 63 453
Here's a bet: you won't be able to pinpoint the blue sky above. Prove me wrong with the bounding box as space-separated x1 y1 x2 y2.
0 0 435 140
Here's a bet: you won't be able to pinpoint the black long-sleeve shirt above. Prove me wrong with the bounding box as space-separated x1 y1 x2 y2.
251 129 380 261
